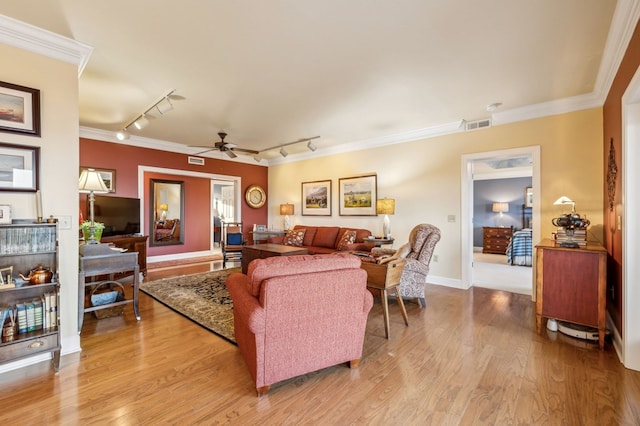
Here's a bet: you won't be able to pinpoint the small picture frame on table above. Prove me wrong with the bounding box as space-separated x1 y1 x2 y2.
0 204 11 224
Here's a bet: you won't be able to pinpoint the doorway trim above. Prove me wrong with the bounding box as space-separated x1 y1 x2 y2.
461 146 541 296
621 64 640 371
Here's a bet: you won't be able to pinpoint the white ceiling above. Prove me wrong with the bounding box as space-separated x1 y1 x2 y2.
0 1 636 163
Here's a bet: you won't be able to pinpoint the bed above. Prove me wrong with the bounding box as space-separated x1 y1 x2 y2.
506 228 532 266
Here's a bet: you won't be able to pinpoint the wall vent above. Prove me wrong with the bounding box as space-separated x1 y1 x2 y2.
188 156 205 165
465 118 492 131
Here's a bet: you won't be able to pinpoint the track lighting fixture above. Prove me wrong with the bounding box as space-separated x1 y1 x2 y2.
259 135 320 158
156 97 173 114
279 147 288 157
115 89 176 139
133 115 149 130
116 129 130 141
307 140 317 151
253 155 262 163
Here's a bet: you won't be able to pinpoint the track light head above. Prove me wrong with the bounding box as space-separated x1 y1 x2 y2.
253 155 262 163
156 97 173 114
306 140 317 151
116 129 130 141
225 150 237 159
279 147 288 157
133 115 149 130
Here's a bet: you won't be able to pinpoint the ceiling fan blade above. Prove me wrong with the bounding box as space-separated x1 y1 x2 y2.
231 147 260 155
193 148 216 155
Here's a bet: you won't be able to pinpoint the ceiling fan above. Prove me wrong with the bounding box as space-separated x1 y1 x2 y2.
192 132 259 158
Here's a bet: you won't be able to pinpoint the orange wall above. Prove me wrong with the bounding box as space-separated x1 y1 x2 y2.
603 18 640 335
80 138 268 256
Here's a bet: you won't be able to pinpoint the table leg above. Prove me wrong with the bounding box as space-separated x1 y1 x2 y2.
381 289 391 339
394 287 409 326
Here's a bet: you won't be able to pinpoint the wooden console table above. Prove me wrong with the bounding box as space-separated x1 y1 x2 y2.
535 239 607 349
78 244 140 332
250 230 286 244
101 234 148 276
360 258 408 339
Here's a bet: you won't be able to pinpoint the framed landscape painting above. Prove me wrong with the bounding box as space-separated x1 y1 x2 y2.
302 180 331 216
0 142 40 192
338 174 377 216
0 81 41 137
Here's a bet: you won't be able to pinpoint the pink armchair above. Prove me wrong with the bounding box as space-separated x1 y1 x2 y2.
226 253 373 396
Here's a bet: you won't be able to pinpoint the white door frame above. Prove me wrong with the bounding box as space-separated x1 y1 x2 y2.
461 146 541 296
621 65 640 371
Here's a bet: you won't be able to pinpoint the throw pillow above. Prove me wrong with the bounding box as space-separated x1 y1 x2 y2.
283 229 306 246
337 230 357 250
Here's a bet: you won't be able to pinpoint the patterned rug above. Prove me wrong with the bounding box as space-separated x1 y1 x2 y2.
139 268 239 344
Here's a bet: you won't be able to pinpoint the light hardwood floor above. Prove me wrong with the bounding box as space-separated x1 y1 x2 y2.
1 259 639 425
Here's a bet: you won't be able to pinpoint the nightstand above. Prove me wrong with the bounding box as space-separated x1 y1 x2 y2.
482 226 512 254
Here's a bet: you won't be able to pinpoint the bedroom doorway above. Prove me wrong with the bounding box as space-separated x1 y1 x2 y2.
461 146 541 298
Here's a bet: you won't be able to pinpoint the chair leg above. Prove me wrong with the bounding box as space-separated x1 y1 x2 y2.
418 297 426 308
349 358 361 368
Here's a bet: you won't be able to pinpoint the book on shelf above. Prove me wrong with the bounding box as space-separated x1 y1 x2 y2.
16 303 27 333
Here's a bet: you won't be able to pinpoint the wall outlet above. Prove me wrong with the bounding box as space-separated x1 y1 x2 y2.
447 215 456 223
58 215 72 230
433 255 438 262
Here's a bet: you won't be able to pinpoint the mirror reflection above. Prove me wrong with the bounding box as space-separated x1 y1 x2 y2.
150 179 184 246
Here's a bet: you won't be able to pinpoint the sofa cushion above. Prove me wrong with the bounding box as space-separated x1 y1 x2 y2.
336 229 357 250
283 229 305 246
247 253 361 297
293 225 317 247
312 226 340 248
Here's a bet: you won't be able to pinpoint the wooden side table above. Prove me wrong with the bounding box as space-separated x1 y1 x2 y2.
78 244 140 332
535 239 607 349
364 237 395 247
360 258 408 338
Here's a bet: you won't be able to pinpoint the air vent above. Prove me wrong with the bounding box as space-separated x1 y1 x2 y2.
465 118 492 131
188 156 205 165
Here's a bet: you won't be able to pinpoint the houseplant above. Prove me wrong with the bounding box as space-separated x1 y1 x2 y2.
80 220 105 243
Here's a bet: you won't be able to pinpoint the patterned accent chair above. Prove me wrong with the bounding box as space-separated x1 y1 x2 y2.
372 224 441 308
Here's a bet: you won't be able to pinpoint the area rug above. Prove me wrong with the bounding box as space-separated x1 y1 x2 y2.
139 268 239 344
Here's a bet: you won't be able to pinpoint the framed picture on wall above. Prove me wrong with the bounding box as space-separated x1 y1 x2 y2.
79 167 116 193
525 187 533 207
301 180 331 216
0 142 40 192
0 81 41 137
338 174 377 216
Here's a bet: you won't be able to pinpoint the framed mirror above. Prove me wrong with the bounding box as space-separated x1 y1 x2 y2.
150 179 184 246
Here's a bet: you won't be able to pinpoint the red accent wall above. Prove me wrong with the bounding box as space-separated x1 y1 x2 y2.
80 138 268 257
603 18 640 336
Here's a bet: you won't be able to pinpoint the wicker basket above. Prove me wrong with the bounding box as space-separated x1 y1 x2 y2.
90 281 126 319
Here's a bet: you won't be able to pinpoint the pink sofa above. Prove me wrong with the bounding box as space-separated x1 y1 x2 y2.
268 225 375 254
226 253 373 395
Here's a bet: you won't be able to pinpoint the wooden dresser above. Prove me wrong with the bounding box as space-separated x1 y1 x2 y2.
482 226 512 254
534 239 607 349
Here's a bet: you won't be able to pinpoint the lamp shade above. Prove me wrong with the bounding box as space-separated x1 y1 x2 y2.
376 198 395 215
553 195 576 212
280 203 294 215
78 169 109 193
159 203 169 211
492 202 509 213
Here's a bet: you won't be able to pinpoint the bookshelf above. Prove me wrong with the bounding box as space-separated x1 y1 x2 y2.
0 220 60 371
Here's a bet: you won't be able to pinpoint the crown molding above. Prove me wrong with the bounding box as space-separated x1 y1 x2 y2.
79 127 262 166
0 14 93 76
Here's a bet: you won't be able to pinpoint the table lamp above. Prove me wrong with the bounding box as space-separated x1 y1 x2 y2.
280 203 294 231
376 198 395 238
492 202 509 227
79 168 109 244
159 203 169 221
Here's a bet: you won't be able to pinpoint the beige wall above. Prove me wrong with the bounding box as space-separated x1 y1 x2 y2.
1 42 81 363
268 108 603 285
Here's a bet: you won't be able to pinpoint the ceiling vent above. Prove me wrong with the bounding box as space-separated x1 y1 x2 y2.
465 118 491 131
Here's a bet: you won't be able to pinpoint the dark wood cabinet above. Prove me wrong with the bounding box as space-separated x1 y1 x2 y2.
482 227 512 254
535 239 607 349
101 235 148 276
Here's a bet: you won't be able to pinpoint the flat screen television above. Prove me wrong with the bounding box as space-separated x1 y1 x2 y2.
88 195 141 237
